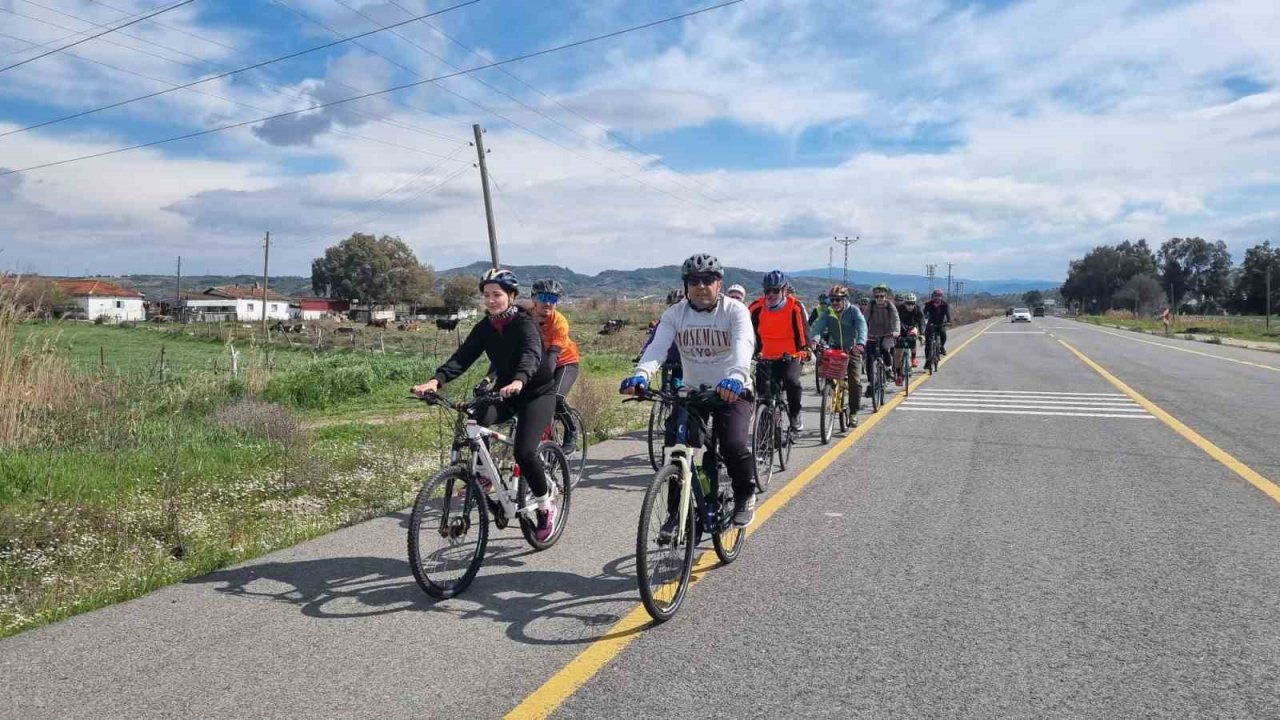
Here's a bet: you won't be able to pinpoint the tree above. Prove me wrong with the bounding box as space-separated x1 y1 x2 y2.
1112 274 1165 315
1157 237 1232 312
1021 290 1044 307
311 233 433 305
440 274 478 310
1234 241 1280 315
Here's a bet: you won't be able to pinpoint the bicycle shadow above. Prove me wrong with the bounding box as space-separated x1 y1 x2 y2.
188 543 649 646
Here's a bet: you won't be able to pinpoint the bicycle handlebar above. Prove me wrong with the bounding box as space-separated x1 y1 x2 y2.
409 390 506 413
621 385 728 408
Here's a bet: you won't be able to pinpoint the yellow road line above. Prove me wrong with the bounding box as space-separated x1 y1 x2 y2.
505 319 999 720
1057 338 1280 505
1073 322 1280 373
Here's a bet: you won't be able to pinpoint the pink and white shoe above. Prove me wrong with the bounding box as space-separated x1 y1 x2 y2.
534 500 558 542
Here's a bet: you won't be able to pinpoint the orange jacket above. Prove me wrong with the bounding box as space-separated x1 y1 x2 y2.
748 296 809 359
539 309 580 366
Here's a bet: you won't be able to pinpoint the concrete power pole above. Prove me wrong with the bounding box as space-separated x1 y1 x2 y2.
175 256 182 323
955 280 966 306
834 235 859 286
261 231 270 337
925 264 936 294
1267 259 1273 331
828 247 833 283
946 263 954 299
473 124 500 268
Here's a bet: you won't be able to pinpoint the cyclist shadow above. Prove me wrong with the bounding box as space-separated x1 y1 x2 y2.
189 543 648 646
575 451 653 492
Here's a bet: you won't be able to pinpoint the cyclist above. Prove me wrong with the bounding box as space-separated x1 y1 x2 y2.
923 288 952 356
896 292 925 372
412 268 560 541
808 293 830 327
747 270 809 432
621 253 757 527
856 296 870 316
727 284 747 303
862 284 901 393
531 278 581 454
808 284 867 424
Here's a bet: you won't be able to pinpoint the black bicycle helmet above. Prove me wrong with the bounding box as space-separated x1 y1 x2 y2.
762 270 787 290
532 278 563 295
681 253 723 279
478 267 519 294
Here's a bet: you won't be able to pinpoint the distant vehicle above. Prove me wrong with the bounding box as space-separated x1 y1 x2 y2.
1011 308 1032 323
1005 306 1014 317
1032 306 1046 317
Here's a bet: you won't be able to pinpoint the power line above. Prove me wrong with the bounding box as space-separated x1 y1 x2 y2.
0 0 194 74
0 0 163 61
0 30 470 163
0 0 481 138
0 5 465 143
1 0 745 178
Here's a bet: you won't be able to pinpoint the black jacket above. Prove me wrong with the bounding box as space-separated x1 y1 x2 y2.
433 309 555 396
923 300 951 326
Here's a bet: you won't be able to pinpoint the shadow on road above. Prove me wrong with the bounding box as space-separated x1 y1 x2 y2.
188 544 648 646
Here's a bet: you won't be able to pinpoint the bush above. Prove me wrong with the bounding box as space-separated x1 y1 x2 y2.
212 398 303 444
263 354 437 409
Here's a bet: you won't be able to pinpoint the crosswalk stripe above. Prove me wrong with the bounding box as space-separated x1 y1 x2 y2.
899 407 1155 419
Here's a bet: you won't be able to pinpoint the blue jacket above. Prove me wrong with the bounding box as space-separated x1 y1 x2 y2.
809 305 867 351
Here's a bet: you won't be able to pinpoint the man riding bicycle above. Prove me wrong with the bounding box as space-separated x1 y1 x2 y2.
923 288 952 356
808 284 867 424
748 270 810 432
863 284 901 393
896 292 925 374
621 253 758 527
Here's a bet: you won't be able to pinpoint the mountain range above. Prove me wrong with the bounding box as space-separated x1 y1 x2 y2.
789 268 1059 295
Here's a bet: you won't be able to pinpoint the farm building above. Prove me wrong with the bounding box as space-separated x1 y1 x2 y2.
294 297 351 320
196 284 291 322
54 278 145 322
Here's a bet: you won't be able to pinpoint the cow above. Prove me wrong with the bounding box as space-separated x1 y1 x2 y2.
598 319 629 336
435 318 460 331
368 318 389 329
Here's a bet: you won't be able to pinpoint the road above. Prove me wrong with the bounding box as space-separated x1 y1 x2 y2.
2 318 1278 719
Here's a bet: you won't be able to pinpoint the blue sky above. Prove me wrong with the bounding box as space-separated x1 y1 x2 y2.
1 0 1278 282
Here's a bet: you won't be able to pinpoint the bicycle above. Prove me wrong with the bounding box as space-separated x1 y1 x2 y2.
867 338 889 413
752 357 796 491
406 391 571 599
812 338 829 394
924 323 944 375
898 334 914 398
548 403 588 487
816 347 852 443
646 362 681 472
625 387 747 622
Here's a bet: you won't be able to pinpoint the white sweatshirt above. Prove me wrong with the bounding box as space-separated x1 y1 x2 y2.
635 296 754 392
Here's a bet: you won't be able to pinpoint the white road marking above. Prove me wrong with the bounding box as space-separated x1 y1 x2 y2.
913 396 1138 407
907 401 1148 412
916 389 1129 398
984 331 1048 334
899 407 1155 419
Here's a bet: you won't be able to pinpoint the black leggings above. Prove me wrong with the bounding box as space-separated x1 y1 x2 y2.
664 396 756 502
476 392 558 497
754 358 803 421
552 363 580 415
927 324 947 350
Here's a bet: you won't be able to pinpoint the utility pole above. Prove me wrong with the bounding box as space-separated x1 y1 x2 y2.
473 124 500 268
828 247 833 284
261 231 270 337
946 263 954 299
834 235 858 285
955 280 966 306
1267 258 1273 331
175 256 182 323
925 264 937 294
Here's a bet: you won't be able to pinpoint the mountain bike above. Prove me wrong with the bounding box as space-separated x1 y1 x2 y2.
406 391 571 599
625 387 747 623
548 403 588 487
898 335 914 398
817 347 852 443
647 362 681 471
868 338 889 413
925 324 943 375
752 357 796 491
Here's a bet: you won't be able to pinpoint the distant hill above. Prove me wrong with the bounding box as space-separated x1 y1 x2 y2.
790 268 1059 295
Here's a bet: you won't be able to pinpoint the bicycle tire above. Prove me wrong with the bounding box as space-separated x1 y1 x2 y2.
637 464 696 623
777 416 791 471
647 400 669 472
518 442 573 550
751 403 776 492
407 465 489 599
549 407 589 487
712 476 746 565
836 381 848 433
870 359 883 413
876 360 887 409
819 381 833 444
901 351 911 398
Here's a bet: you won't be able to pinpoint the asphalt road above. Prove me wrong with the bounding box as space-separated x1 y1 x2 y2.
2 318 1277 719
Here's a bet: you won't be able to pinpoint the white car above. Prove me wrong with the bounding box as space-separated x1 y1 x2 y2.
1011 307 1032 323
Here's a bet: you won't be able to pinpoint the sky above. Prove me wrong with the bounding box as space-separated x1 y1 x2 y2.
1 0 1278 282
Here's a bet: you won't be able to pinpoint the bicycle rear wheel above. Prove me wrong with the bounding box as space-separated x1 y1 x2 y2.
819 381 833 444
751 403 776 492
549 407 588 487
647 400 669 472
518 442 572 550
637 464 696 623
408 466 489 599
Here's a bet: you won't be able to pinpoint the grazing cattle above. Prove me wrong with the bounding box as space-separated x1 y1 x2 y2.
598 318 629 336
334 326 358 335
435 318 460 331
368 318 389 329
397 322 421 332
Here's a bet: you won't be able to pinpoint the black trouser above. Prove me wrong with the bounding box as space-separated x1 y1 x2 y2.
754 358 803 422
476 392 558 497
866 337 895 386
665 396 756 511
927 323 946 351
552 364 580 438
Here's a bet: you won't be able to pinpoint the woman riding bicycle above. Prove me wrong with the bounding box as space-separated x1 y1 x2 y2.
862 284 901 394
531 278 581 454
808 284 868 423
620 253 758 527
748 270 810 432
896 292 925 375
412 268 560 541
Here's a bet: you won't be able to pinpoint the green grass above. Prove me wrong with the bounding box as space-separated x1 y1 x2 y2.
1081 315 1280 344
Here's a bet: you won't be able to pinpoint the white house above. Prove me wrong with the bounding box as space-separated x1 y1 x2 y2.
54 279 145 322
200 285 291 322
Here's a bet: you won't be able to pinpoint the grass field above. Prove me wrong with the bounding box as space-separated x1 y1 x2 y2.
1081 312 1280 344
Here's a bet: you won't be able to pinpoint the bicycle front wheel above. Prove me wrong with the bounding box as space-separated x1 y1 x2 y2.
637 464 696 623
408 466 489 599
647 400 669 472
901 353 912 397
777 417 792 471
819 381 833 444
712 480 746 565
875 361 887 410
751 403 776 492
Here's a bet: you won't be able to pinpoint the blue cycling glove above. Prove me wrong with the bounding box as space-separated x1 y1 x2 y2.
716 378 744 395
619 374 649 393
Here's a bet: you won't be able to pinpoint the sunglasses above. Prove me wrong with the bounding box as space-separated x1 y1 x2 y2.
535 293 559 304
874 294 886 299
687 275 719 287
